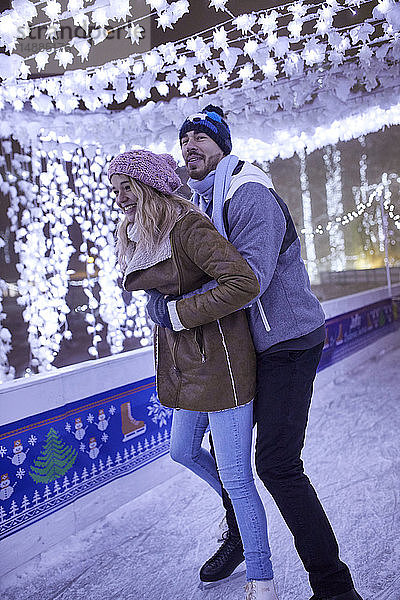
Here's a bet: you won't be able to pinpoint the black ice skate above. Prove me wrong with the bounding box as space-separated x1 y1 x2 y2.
121 402 146 442
199 532 245 589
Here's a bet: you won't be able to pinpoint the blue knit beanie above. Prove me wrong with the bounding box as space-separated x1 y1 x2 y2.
179 105 232 155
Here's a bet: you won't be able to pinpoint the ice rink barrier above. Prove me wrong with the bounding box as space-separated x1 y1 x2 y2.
0 284 399 575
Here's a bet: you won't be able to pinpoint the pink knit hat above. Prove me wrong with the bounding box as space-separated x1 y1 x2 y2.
107 150 181 195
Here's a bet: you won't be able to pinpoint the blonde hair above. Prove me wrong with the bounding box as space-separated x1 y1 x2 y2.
115 177 202 270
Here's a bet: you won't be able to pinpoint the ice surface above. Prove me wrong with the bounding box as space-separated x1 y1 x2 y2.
1 346 399 600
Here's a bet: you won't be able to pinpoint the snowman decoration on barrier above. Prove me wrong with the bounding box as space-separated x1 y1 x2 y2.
0 473 17 501
86 437 102 460
73 417 87 441
96 409 109 432
7 439 29 466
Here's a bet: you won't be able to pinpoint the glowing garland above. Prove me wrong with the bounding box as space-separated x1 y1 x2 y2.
7 146 75 373
1 139 153 376
0 0 399 116
323 145 346 271
310 172 400 236
299 147 318 283
0 276 14 384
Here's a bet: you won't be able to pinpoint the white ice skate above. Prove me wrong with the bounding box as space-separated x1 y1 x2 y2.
245 579 279 600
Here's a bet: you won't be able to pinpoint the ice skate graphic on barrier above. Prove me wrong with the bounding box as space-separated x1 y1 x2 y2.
121 402 146 442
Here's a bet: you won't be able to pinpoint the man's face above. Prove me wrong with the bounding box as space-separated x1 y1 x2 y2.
181 130 224 180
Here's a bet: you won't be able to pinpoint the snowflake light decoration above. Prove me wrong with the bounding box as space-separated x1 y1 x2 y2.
233 13 257 34
43 0 62 21
35 51 50 72
55 49 74 69
259 11 278 35
209 0 228 11
126 23 144 44
213 26 228 51
302 39 327 66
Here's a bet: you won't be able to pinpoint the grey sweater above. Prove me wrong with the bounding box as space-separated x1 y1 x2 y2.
223 181 325 353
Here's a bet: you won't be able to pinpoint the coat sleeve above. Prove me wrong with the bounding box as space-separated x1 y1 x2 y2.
174 213 260 329
226 183 287 298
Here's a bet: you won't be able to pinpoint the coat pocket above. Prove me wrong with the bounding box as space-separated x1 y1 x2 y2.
194 326 206 363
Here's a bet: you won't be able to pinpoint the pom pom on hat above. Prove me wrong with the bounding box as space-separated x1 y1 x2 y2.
179 104 232 155
108 150 182 195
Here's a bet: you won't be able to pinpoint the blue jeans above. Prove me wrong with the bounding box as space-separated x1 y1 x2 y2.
169 400 273 581
210 343 355 597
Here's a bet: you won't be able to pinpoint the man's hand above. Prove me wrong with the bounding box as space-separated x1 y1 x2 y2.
145 289 178 330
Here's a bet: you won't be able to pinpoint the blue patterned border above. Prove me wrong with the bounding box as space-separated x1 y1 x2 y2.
0 376 172 540
318 297 399 371
1 298 398 540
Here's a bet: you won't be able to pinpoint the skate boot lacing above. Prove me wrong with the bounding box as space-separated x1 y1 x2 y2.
208 535 242 568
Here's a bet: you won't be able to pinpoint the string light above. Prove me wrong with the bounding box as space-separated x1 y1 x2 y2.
299 148 319 283
0 2 398 117
323 146 346 271
0 138 154 377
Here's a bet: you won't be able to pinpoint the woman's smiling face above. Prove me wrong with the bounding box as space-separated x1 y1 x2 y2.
111 174 138 223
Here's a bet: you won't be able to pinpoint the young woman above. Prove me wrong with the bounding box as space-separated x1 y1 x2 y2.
108 149 278 600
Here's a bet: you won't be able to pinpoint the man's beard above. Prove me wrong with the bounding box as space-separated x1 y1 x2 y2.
186 152 223 180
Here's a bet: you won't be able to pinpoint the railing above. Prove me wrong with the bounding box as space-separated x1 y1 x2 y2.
0 283 399 577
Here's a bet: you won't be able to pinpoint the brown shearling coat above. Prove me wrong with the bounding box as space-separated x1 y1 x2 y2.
124 210 260 412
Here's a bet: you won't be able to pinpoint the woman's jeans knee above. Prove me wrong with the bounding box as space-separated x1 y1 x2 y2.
170 402 273 581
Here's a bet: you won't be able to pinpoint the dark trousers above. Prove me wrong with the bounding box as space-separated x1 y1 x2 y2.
209 342 354 597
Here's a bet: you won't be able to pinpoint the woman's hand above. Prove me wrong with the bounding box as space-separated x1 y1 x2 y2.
145 289 178 330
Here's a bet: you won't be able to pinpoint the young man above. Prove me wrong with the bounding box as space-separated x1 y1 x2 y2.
146 105 363 600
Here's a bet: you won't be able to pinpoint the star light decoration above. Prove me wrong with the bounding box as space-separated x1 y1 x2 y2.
233 13 257 34
259 11 278 35
73 13 90 35
43 0 62 21
67 0 84 15
55 49 74 69
109 0 131 21
70 38 91 61
91 28 108 46
213 26 228 51
209 0 229 11
146 0 190 30
302 39 327 66
126 23 144 44
45 23 61 41
0 0 398 125
92 7 109 28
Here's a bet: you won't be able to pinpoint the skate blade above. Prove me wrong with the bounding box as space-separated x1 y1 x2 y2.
122 426 146 442
198 565 246 590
